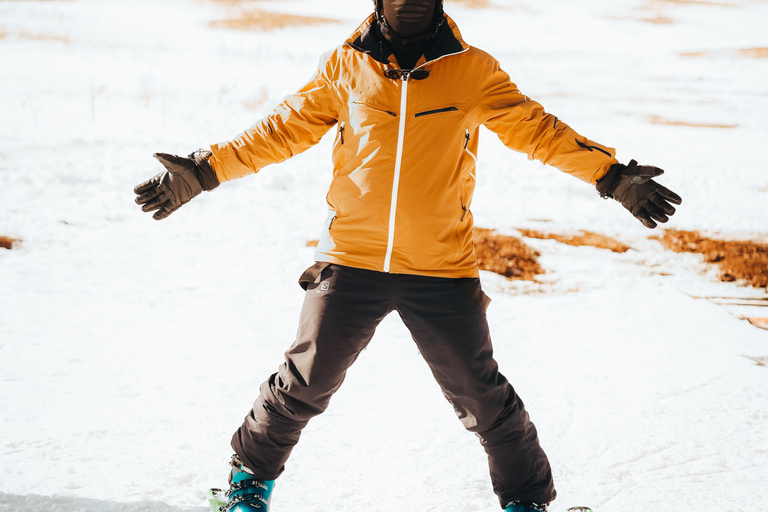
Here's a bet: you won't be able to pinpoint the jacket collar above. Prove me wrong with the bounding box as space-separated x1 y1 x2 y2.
345 13 468 68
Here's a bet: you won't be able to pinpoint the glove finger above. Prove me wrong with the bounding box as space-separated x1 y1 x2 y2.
153 203 181 221
135 185 162 205
141 190 169 212
628 165 664 184
133 172 164 194
634 208 658 229
153 153 191 174
656 184 682 205
636 165 664 178
645 202 670 224
651 193 677 216
153 208 172 221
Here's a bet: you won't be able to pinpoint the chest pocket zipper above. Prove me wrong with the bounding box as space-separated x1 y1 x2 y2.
352 100 397 117
415 106 459 118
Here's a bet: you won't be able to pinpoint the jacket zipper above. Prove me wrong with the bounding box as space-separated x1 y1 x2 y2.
352 100 397 117
415 106 459 118
575 138 612 157
383 73 410 273
460 129 477 221
381 47 470 273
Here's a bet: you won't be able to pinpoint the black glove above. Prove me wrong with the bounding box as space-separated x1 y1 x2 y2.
596 160 682 229
134 150 220 220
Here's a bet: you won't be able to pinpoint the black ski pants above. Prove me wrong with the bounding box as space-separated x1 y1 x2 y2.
231 263 556 506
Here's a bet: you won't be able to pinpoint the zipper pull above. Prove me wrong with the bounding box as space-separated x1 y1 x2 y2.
461 204 467 221
339 122 345 145
464 129 470 150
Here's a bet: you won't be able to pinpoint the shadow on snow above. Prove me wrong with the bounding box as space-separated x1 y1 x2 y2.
0 493 208 512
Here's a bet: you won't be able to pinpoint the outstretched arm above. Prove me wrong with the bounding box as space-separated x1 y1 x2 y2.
479 59 617 184
478 58 681 227
133 51 341 220
208 51 341 183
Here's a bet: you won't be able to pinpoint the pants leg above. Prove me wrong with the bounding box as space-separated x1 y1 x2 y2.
231 264 393 480
395 275 556 506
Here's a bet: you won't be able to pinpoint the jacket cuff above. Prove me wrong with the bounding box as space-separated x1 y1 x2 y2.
595 162 625 199
191 149 220 191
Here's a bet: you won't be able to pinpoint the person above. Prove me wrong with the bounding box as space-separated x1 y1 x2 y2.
134 1 682 510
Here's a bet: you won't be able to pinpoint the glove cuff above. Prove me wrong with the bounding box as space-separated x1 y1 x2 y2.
190 149 220 191
596 159 637 199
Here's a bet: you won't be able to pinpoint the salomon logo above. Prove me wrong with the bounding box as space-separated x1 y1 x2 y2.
317 281 332 295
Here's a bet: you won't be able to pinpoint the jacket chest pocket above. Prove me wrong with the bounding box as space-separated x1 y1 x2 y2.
415 106 460 118
349 100 398 127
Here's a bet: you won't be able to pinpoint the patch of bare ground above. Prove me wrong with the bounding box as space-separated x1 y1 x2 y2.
519 229 631 253
243 90 269 110
0 30 69 43
649 0 734 5
452 0 491 7
472 228 543 280
307 229 544 281
209 10 341 31
658 230 768 288
1 236 19 250
648 115 738 129
737 47 768 58
640 15 676 24
681 47 768 59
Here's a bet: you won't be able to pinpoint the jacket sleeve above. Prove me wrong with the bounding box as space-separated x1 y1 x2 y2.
478 58 618 185
208 51 341 182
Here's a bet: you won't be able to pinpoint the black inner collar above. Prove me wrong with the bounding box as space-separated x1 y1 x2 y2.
347 16 464 69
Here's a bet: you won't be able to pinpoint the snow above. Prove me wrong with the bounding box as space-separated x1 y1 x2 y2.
1 0 767 511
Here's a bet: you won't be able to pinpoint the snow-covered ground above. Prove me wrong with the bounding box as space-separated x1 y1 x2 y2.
1 0 767 511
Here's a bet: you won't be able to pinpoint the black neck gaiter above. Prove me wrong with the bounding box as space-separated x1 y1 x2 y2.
381 0 437 39
377 0 442 68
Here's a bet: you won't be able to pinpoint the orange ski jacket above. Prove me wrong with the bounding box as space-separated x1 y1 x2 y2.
209 14 618 278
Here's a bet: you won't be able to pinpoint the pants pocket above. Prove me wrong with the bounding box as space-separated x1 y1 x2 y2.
454 278 491 311
298 262 332 291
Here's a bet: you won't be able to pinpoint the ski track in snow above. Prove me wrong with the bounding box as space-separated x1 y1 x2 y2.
1 0 767 511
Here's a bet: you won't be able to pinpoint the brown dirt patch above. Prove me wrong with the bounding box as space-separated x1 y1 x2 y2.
737 47 768 59
452 0 492 7
658 230 768 288
472 228 543 280
519 229 631 253
640 15 676 24
307 228 544 281
650 0 733 5
209 10 341 31
243 90 269 110
0 30 70 43
649 115 738 129
1 236 18 250
681 47 768 59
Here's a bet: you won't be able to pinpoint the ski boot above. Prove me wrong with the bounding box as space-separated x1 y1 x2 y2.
220 455 275 511
505 500 549 512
